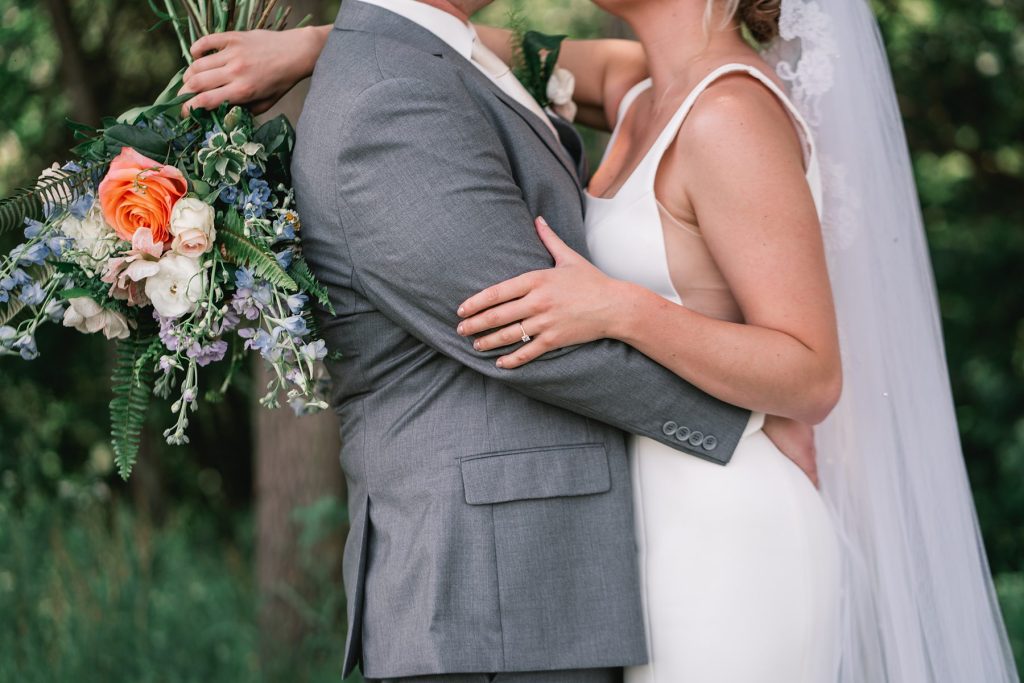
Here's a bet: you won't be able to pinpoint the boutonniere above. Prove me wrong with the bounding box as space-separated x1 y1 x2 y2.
511 26 578 122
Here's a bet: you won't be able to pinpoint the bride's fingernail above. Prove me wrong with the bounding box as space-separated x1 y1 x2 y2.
496 358 504 368
457 305 465 316
473 340 482 350
537 216 549 228
457 323 465 335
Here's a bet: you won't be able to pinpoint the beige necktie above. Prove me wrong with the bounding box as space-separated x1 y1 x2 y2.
470 37 558 136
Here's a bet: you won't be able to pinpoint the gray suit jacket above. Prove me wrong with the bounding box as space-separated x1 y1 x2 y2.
292 3 750 678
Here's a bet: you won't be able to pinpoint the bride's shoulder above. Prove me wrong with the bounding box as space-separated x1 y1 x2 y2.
677 66 804 166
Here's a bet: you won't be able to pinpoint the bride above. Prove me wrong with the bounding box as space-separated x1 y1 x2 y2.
180 1 1018 681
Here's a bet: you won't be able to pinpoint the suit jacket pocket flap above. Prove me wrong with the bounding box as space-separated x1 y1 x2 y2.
461 444 611 505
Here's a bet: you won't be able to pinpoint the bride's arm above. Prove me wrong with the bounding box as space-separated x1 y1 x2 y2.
474 26 648 131
179 25 332 116
456 81 842 425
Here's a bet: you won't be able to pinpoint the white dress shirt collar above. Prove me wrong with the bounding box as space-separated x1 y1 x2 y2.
355 0 474 58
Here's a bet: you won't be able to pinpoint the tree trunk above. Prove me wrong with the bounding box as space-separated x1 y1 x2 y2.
254 0 346 668
42 0 102 125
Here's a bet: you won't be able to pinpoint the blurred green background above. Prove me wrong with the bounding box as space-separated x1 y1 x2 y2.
0 0 1022 681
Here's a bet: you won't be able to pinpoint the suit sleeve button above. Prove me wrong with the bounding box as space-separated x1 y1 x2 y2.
703 435 718 451
675 426 692 442
688 431 704 447
662 421 679 436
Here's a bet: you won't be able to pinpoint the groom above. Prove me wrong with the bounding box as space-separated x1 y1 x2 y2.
292 0 750 681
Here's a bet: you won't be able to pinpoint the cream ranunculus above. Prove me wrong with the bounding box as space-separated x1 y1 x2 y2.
546 67 578 122
169 197 216 258
60 206 119 270
145 253 206 319
62 297 131 340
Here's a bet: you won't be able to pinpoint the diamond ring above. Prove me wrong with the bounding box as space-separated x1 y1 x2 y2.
518 322 531 344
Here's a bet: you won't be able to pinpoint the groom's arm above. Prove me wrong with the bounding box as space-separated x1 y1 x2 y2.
331 75 750 462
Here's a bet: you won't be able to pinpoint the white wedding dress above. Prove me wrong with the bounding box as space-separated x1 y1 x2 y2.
585 63 843 682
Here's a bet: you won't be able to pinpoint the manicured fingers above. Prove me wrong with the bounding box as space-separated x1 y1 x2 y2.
457 272 536 318
190 32 233 60
471 318 546 352
457 298 539 338
534 216 576 263
496 337 550 369
183 51 231 82
181 86 233 117
179 67 232 97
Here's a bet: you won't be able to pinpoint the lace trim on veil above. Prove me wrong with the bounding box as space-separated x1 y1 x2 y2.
763 0 853 252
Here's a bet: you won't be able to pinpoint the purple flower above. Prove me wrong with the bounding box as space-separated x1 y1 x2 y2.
2 269 32 290
23 219 44 239
240 328 279 360
157 313 181 352
18 283 47 307
279 315 308 337
275 248 294 270
159 355 177 374
68 192 95 220
219 185 239 205
234 268 255 290
251 282 273 307
187 339 228 367
14 334 39 360
0 326 17 346
299 339 327 364
11 242 49 267
286 293 308 315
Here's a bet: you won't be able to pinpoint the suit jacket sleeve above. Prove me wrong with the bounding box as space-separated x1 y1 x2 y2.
330 75 750 462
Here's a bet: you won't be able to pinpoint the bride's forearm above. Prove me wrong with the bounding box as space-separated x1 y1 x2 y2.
612 283 841 424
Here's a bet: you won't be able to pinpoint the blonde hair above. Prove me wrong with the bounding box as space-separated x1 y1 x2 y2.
704 0 782 44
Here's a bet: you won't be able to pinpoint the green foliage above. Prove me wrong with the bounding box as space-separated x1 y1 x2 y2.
0 164 103 236
109 336 160 479
289 255 334 315
219 210 298 292
511 31 568 107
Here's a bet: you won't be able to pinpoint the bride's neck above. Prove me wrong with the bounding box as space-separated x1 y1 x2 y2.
617 1 748 99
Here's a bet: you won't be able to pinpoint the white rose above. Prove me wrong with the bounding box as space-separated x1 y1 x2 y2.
61 206 118 269
546 67 576 107
169 198 216 257
62 297 131 340
145 253 206 319
546 68 578 122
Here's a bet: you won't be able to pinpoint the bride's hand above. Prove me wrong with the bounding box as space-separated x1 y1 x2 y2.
179 26 329 117
762 415 819 488
457 217 631 369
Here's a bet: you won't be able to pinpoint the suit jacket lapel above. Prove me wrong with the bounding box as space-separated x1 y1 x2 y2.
454 63 583 192
335 1 583 192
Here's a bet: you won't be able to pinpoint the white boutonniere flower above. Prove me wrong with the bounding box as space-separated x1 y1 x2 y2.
546 67 578 122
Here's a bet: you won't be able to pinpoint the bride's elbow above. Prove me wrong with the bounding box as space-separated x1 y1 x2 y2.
803 362 843 425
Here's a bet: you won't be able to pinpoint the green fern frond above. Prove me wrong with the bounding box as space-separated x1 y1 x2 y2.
110 336 158 479
219 214 298 292
0 165 105 236
289 255 335 315
0 299 26 327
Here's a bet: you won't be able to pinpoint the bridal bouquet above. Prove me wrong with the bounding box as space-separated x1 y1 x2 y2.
0 1 331 478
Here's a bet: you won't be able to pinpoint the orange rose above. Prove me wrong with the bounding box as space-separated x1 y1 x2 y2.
98 147 188 244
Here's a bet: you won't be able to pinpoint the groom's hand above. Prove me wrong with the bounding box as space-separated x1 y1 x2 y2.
762 414 819 488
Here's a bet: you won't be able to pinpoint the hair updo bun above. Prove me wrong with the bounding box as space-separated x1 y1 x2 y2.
738 0 782 43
